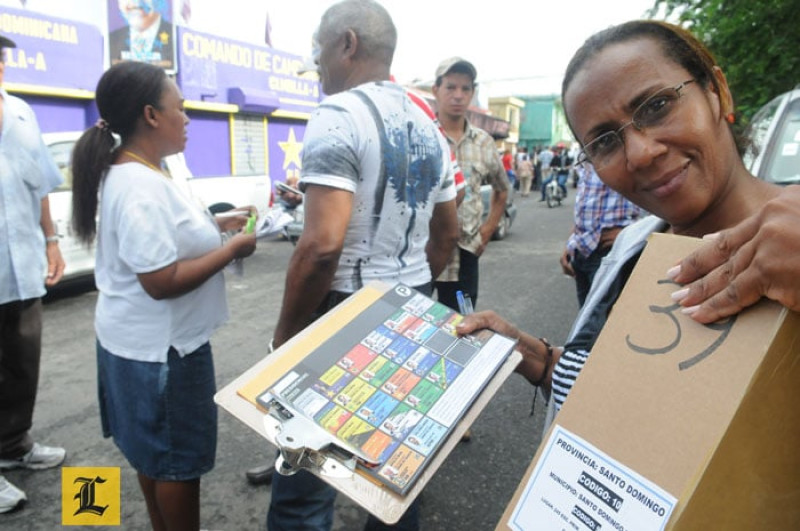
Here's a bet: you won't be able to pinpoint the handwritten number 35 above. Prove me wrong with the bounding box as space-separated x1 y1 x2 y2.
625 279 737 370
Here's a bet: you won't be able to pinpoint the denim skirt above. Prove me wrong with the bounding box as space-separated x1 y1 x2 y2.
97 340 217 481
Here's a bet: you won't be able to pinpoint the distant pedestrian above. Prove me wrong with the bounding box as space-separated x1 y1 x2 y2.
517 153 534 197
502 149 517 189
533 147 542 191
537 145 554 201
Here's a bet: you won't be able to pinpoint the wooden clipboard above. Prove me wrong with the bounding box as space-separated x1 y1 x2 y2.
215 281 521 524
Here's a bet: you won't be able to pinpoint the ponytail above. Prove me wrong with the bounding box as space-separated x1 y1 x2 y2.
71 125 115 245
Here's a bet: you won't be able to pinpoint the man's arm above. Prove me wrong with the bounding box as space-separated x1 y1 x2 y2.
477 145 510 256
478 186 508 257
138 232 256 299
669 185 800 323
40 196 65 286
426 198 459 278
455 187 466 207
273 185 352 347
561 226 577 277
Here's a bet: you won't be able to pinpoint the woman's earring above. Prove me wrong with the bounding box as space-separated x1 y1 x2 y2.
726 112 735 124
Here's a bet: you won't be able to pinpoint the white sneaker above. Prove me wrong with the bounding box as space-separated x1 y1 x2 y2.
0 443 66 471
0 475 26 513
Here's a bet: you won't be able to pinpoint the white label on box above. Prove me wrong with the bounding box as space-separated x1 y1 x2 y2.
510 425 676 531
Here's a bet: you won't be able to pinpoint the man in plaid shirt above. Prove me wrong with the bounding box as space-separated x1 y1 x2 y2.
432 57 510 313
561 163 645 306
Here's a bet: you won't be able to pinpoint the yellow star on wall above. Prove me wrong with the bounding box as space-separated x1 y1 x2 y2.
279 128 303 170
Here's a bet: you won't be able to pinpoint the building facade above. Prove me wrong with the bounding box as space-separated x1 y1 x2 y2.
0 2 317 188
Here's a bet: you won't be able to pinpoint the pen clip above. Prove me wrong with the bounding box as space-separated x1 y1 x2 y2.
456 290 473 315
463 293 474 314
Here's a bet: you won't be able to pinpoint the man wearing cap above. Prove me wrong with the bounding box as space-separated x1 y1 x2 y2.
0 34 67 514
432 57 509 314
266 1 458 529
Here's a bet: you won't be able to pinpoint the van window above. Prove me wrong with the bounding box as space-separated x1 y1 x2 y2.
762 98 800 185
48 140 76 191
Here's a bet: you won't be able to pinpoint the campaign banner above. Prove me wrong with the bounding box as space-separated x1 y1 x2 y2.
107 0 176 73
177 26 320 116
0 6 103 90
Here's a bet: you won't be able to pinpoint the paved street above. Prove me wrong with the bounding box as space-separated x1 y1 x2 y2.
6 190 580 530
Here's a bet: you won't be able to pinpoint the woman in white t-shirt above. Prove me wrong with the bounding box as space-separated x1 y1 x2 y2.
71 61 256 530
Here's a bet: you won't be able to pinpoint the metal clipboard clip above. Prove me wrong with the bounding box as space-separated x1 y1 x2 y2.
260 394 381 478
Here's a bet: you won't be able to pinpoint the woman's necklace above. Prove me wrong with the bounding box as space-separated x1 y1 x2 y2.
122 150 167 176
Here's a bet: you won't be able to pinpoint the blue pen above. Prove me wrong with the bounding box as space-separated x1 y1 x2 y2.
456 290 473 315
456 290 467 315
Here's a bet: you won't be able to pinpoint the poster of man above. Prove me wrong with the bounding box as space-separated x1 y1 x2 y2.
108 0 175 72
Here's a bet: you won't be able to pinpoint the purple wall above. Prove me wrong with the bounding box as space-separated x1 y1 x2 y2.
27 97 93 133
184 112 231 177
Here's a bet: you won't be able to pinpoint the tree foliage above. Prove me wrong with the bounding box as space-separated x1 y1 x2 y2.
651 0 800 122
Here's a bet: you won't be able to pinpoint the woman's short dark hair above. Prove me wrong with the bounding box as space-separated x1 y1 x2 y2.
562 20 720 103
71 62 168 245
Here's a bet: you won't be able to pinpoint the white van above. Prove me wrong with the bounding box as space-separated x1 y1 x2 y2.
44 131 272 281
744 86 800 186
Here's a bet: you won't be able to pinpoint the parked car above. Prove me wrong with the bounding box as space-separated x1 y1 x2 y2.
481 184 517 240
44 131 271 281
275 183 517 244
45 132 97 281
743 86 800 186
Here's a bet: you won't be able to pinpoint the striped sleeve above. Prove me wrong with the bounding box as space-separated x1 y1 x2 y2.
551 348 591 412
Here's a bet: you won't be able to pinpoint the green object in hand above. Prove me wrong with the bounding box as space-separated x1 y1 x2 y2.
245 214 257 234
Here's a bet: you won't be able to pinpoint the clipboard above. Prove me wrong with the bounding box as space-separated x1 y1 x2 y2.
215 281 521 524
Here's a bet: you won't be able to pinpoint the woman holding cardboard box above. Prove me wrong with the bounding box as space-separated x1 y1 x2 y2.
457 20 781 420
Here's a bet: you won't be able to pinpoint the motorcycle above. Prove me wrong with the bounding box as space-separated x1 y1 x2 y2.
545 173 567 208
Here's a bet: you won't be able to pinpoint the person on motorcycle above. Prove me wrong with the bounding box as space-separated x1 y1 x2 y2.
551 146 570 199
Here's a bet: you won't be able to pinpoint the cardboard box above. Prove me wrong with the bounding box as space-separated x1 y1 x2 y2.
498 233 800 530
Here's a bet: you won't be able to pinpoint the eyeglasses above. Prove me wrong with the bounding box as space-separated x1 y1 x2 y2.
577 79 696 170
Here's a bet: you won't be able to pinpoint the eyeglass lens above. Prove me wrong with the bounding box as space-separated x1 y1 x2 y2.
580 80 693 169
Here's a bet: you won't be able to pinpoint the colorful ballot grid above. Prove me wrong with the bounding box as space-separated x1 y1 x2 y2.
257 284 513 494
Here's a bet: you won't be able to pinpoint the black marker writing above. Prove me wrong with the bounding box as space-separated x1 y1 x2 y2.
625 279 735 370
